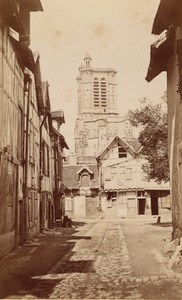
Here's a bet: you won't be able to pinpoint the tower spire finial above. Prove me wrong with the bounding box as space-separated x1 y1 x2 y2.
84 53 92 68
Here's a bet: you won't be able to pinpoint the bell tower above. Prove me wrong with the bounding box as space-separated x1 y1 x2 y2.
76 54 118 116
75 55 122 156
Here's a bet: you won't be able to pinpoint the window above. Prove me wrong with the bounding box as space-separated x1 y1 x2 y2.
81 174 90 187
100 78 107 107
93 77 107 108
65 198 73 211
118 147 127 158
93 77 100 107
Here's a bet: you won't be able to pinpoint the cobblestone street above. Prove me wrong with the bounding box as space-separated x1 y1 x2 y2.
3 213 181 299
46 220 142 299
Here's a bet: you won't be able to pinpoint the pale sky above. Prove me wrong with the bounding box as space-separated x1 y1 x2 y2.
30 0 166 151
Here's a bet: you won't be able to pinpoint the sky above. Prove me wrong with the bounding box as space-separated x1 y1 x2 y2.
30 0 166 151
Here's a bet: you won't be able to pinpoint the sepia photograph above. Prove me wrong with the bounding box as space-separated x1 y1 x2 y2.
0 0 182 299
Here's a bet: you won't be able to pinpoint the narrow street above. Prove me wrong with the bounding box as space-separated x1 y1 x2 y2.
1 211 182 299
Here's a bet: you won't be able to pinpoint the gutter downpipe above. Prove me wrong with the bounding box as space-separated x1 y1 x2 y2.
39 110 49 232
23 74 32 244
39 112 48 191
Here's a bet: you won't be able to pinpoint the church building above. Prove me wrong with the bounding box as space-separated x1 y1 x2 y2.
63 54 170 219
74 54 134 156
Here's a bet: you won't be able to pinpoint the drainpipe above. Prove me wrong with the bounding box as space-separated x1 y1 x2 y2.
22 74 32 243
177 39 182 102
53 138 58 221
39 112 48 193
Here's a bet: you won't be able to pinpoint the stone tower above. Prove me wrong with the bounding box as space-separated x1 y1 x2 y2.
74 55 133 156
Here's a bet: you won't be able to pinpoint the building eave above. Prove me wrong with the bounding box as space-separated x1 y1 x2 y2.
52 127 69 150
25 0 43 12
97 136 137 160
152 0 182 35
146 28 174 82
1 0 25 34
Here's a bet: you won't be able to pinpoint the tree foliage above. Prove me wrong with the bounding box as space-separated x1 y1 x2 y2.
128 96 169 183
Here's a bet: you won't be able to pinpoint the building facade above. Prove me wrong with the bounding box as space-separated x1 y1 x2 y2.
63 155 99 218
146 0 182 238
98 136 170 217
51 111 69 223
0 1 69 258
0 0 43 258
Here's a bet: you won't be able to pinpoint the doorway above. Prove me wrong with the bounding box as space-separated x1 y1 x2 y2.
151 196 159 215
138 198 146 215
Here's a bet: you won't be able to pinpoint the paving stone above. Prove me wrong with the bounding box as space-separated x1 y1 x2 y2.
17 219 179 299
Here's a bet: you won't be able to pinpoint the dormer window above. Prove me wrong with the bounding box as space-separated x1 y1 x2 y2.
118 146 127 158
81 173 90 187
77 165 93 187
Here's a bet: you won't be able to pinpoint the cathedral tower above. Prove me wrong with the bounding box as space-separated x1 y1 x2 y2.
75 55 133 156
77 53 118 116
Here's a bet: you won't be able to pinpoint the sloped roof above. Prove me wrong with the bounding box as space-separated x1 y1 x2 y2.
146 28 174 82
97 136 142 160
152 0 182 35
63 164 99 189
125 139 142 153
84 53 92 60
76 165 94 175
52 127 69 149
77 156 97 165
27 0 43 11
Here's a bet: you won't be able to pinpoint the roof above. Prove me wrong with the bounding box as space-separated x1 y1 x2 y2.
2 0 24 34
146 27 174 82
76 165 94 175
26 0 43 12
16 43 35 72
84 53 92 60
63 164 99 189
125 139 142 153
152 0 182 35
52 127 69 149
77 156 97 165
51 110 65 124
97 136 142 160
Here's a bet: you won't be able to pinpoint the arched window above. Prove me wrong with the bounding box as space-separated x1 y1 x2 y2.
81 174 90 187
93 77 107 108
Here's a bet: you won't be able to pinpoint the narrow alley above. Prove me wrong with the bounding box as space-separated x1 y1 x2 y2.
1 211 182 299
